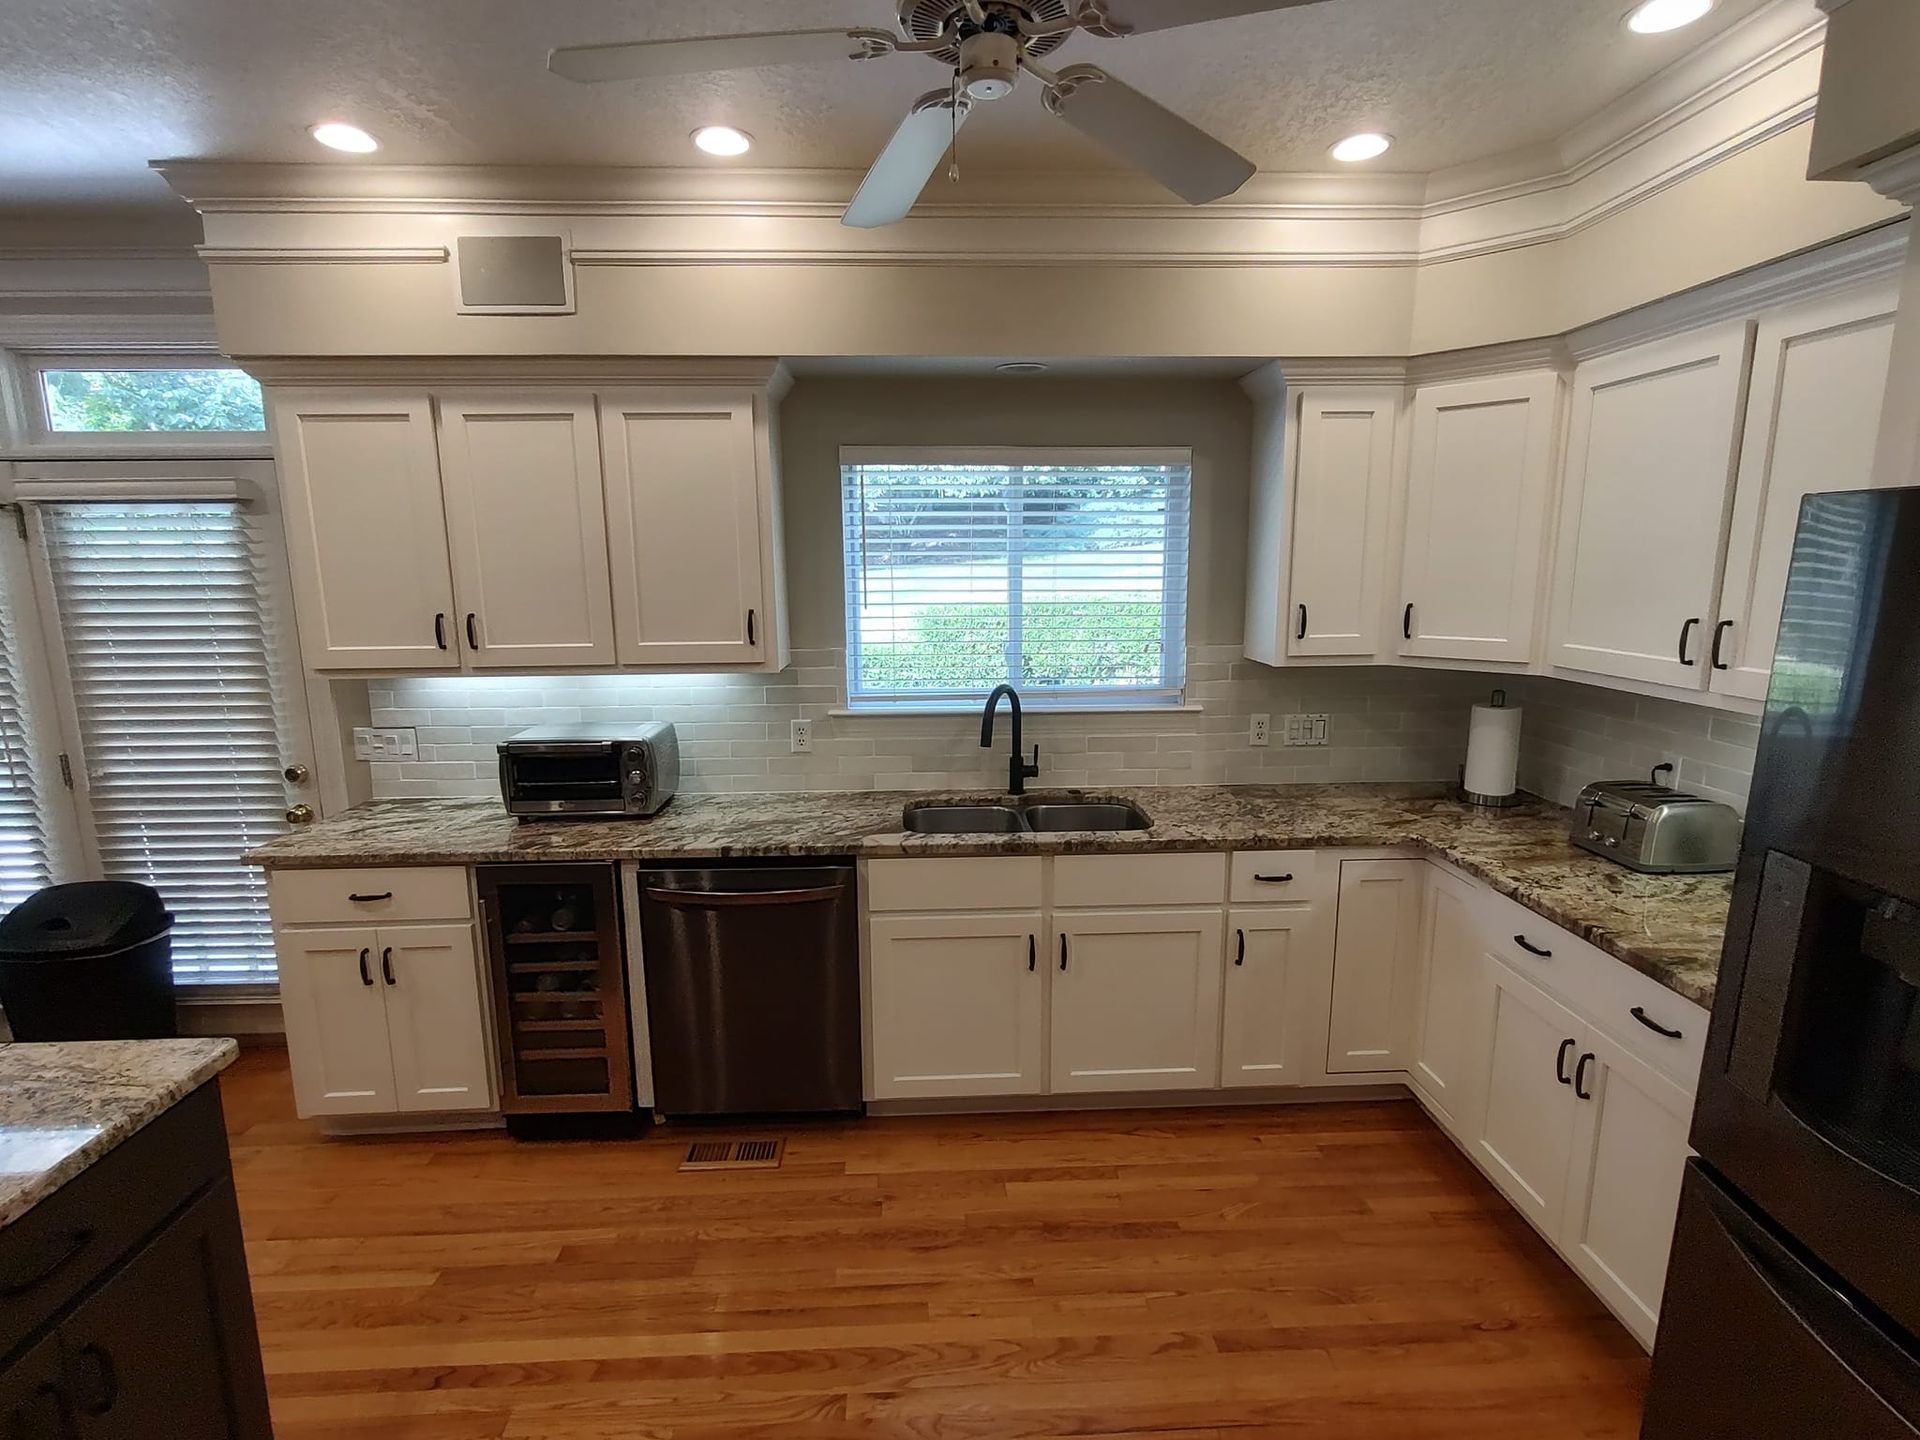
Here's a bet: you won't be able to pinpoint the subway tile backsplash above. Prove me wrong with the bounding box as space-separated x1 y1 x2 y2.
367 652 1761 813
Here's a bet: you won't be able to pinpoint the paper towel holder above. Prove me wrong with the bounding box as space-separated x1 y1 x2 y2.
1459 688 1525 810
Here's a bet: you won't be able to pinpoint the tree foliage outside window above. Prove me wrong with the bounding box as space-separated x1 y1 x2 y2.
40 368 266 434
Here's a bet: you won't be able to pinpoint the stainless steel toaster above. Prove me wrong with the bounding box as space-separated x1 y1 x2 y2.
1570 779 1741 874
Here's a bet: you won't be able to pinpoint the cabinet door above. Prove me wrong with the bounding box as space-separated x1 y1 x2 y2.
1222 906 1330 1087
1563 1027 1695 1348
436 395 616 669
1547 324 1752 688
867 913 1045 1100
1472 960 1583 1237
1399 371 1560 663
1408 868 1493 1127
599 389 768 667
1052 911 1226 1093
1712 288 1898 700
269 389 458 671
380 923 495 1113
1327 859 1425 1073
57 1180 272 1440
277 925 397 1117
1287 388 1397 657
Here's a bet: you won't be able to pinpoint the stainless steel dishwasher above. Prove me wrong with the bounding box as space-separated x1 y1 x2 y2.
636 861 862 1119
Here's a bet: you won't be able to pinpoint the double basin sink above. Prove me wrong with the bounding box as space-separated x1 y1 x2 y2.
902 799 1153 835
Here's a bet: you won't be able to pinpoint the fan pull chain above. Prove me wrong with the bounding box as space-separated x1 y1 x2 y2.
947 72 962 184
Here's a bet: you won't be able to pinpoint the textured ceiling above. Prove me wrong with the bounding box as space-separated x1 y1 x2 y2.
0 0 1776 214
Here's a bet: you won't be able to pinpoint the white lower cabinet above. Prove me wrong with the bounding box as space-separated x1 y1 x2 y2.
1406 868 1492 1129
867 912 1045 1100
379 924 496 1112
1221 906 1329 1087
277 927 398 1116
1052 911 1226 1093
1327 859 1425 1073
1472 959 1584 1236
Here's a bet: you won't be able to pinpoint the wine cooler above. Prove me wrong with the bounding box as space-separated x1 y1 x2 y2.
477 863 636 1122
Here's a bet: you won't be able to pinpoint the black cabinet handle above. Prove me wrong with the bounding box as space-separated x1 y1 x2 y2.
0 1229 93 1297
1513 934 1553 958
1678 616 1699 666
1235 929 1246 966
1059 933 1068 971
1630 1006 1684 1040
348 892 393 903
433 612 448 650
1253 873 1294 885
465 612 480 650
1711 619 1733 671
1028 935 1036 973
1402 602 1414 641
357 947 372 987
1296 603 1308 641
746 609 757 646
381 946 396 986
1574 1052 1595 1101
1556 1037 1575 1085
73 1343 117 1416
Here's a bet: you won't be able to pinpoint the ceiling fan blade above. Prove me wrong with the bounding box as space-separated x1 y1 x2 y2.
1043 66 1255 205
1081 0 1331 35
842 90 974 229
549 28 869 83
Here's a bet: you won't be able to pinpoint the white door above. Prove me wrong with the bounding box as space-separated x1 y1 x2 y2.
1547 323 1752 688
1399 371 1560 663
867 913 1045 1100
1712 288 1899 700
1051 911 1226 1093
276 926 397 1117
1326 859 1425 1073
1221 906 1329 1087
1473 960 1583 1237
436 395 616 670
599 389 769 667
269 390 458 671
1287 388 1397 658
1408 869 1493 1128
1562 1026 1695 1348
379 923 495 1113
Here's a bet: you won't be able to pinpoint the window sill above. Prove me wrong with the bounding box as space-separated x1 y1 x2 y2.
831 702 1204 718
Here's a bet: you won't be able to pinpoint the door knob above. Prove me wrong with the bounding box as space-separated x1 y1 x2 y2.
284 804 315 825
283 763 310 784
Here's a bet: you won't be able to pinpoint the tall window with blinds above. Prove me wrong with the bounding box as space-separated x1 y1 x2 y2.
841 451 1192 708
38 504 288 988
0 582 51 912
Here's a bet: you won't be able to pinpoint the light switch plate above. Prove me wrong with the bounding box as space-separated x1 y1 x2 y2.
1248 714 1270 747
352 727 418 761
790 719 814 754
1282 714 1331 748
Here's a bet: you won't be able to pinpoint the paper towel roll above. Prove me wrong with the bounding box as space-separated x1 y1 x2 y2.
1464 698 1523 801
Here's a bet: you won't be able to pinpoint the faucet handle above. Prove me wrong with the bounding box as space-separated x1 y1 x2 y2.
1024 744 1041 778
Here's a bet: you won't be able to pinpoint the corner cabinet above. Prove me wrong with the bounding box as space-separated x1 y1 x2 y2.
267 377 789 675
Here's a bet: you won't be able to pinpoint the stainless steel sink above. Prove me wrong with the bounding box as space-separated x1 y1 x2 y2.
1021 802 1153 833
902 804 1029 834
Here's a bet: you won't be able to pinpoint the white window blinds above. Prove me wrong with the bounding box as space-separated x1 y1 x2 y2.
0 584 51 912
40 503 286 987
842 452 1192 708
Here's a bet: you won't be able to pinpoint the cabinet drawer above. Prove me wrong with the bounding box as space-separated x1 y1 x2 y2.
269 867 472 926
866 857 1043 913
1229 851 1320 904
1052 853 1226 909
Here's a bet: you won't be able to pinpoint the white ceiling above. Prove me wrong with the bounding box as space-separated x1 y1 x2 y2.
1 0 1775 215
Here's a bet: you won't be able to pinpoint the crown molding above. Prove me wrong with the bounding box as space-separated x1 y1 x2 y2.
1408 338 1572 385
195 246 448 265
234 355 788 388
1857 147 1920 206
0 310 218 351
1260 359 1410 388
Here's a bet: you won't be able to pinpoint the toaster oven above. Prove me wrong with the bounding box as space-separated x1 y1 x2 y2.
498 723 680 818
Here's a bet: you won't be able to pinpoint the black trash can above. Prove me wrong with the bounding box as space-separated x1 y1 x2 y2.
0 882 177 1040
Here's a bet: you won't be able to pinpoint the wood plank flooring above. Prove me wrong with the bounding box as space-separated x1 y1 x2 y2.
219 1050 1649 1439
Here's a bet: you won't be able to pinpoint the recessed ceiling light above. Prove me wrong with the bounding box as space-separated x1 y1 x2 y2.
1624 0 1713 34
310 122 379 154
1330 132 1393 164
692 126 752 158
995 361 1049 375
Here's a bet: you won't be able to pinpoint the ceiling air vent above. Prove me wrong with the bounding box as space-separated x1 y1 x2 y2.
452 233 575 315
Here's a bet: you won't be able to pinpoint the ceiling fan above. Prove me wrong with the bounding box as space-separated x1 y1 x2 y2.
548 1 1332 228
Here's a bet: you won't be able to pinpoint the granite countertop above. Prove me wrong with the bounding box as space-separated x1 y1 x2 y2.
248 784 1732 1008
0 1039 238 1229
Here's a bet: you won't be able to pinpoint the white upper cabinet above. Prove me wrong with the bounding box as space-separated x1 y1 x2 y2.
436 395 616 670
271 391 459 671
1711 286 1898 701
1399 371 1560 664
1547 323 1753 689
1287 388 1399 658
599 389 772 668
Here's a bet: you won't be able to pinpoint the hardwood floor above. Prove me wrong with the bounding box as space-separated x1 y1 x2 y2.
219 1050 1649 1439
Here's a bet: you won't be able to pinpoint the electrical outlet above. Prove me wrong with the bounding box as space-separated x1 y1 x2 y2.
790 719 813 754
352 727 417 761
1248 714 1270 747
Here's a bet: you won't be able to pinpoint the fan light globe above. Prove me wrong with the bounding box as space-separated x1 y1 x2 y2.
1330 132 1392 163
1625 0 1713 32
692 126 753 157
310 122 379 154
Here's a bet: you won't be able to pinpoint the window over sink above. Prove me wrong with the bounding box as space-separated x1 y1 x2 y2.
840 448 1192 710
